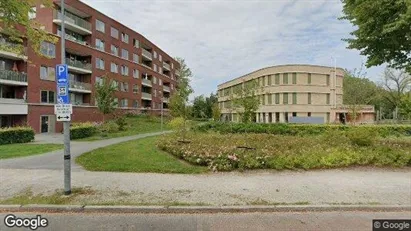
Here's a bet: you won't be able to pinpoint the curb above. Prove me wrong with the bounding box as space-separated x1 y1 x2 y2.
0 205 410 214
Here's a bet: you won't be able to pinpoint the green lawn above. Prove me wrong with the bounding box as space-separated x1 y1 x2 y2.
78 116 170 141
0 143 63 159
76 136 208 174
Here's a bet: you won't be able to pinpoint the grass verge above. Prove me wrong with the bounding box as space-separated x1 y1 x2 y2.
76 136 208 173
0 143 63 159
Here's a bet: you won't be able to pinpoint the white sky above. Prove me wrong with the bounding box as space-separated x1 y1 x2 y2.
82 0 385 98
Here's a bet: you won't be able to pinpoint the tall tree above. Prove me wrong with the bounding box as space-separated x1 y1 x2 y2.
232 79 260 123
211 102 221 121
399 93 411 120
0 0 57 55
192 95 207 118
94 75 117 122
205 93 218 118
380 68 411 110
341 0 411 73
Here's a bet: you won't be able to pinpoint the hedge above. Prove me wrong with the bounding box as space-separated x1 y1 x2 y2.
194 122 411 137
70 123 97 140
0 127 35 145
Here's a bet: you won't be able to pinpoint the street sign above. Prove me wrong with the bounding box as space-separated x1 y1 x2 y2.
56 64 69 104
56 114 71 122
54 104 73 114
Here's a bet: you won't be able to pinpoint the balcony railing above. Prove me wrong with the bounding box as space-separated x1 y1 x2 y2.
142 49 152 60
0 69 27 82
163 85 170 92
163 62 170 70
66 58 92 70
142 78 152 86
53 9 92 31
57 30 87 45
0 39 27 56
69 81 91 91
142 92 152 100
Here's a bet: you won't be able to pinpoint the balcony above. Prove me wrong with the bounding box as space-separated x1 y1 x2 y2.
57 30 87 46
0 40 27 61
142 92 152 100
66 58 92 74
163 85 170 92
175 69 180 76
0 98 28 114
142 49 152 60
163 62 171 71
53 9 92 35
142 78 152 87
69 81 92 93
0 69 28 86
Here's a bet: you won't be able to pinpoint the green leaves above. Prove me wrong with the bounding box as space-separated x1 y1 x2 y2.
94 75 117 118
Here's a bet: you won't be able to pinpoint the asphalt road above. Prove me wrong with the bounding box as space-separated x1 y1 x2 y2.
1 211 410 231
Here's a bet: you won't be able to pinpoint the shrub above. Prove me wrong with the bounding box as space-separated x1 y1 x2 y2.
70 123 97 140
346 128 377 146
0 127 34 145
99 121 119 134
115 117 127 131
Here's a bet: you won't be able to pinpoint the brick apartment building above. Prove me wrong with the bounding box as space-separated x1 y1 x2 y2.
0 0 179 133
218 64 375 124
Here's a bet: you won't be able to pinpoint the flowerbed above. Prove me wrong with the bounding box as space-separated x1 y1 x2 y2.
157 132 411 171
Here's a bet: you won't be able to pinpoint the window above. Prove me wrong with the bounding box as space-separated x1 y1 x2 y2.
283 93 288 104
133 84 138 94
283 73 288 84
326 112 330 123
111 27 119 38
153 64 157 72
153 76 157 84
292 112 297 117
267 94 272 104
285 112 289 123
171 63 174 69
133 54 139 63
40 42 56 58
158 67 162 73
261 95 265 105
292 92 297 104
112 80 118 90
113 98 119 107
111 62 118 73
275 93 280 104
40 66 55 81
154 89 157 97
29 7 36 19
308 73 312 84
268 75 272 85
159 79 162 85
159 54 162 62
308 93 311 104
95 39 104 51
40 90 55 103
275 74 280 84
132 100 138 108
133 39 139 48
96 19 105 32
95 77 103 86
120 82 128 92
121 65 128 76
121 49 129 59
153 51 157 59
133 69 139 79
326 93 330 104
121 33 129 43
292 73 297 84
96 58 105 70
326 74 330 86
111 45 118 56
308 112 311 117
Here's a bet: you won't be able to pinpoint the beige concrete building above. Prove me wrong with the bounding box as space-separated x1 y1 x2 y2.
217 64 375 124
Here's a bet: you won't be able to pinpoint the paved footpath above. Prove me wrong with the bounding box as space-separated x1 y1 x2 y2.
0 131 170 171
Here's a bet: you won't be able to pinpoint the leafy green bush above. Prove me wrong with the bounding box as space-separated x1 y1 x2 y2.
70 123 97 140
99 121 119 134
0 127 34 145
194 122 411 137
346 127 377 146
115 117 127 131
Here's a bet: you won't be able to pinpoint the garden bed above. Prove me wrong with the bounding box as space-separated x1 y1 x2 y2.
157 132 411 171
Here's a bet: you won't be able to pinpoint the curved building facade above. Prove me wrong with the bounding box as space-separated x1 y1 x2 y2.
217 64 374 124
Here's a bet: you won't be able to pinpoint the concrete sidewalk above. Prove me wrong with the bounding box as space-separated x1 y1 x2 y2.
1 168 410 206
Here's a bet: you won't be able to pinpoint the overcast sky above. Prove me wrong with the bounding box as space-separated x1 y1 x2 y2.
82 0 385 98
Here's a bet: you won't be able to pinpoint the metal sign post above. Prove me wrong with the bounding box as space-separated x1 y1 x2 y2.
56 0 71 195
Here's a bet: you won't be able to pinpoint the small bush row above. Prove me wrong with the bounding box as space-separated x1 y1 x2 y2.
0 127 35 145
194 122 411 137
70 123 97 140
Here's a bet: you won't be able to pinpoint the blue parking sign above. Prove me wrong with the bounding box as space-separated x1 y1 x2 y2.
56 64 70 104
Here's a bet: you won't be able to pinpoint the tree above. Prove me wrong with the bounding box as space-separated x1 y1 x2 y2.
399 93 411 120
169 57 193 141
205 93 218 118
232 79 260 123
94 75 117 122
0 0 57 55
211 103 221 121
340 0 411 73
380 68 411 110
191 95 207 118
